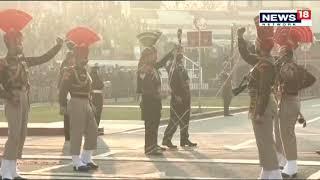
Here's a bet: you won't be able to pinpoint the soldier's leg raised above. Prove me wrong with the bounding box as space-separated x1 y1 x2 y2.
279 95 300 177
69 98 89 171
81 103 98 170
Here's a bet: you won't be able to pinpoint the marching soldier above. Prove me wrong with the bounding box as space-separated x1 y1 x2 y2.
0 9 63 179
59 27 100 172
58 40 75 142
162 32 197 149
90 63 104 134
273 33 316 178
237 16 282 179
137 31 174 155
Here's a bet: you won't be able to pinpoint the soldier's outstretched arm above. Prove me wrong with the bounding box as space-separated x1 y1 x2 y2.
238 36 259 66
155 50 174 69
25 37 63 67
59 69 72 114
255 62 274 116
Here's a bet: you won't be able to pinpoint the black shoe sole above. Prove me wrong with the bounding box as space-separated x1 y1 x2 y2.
162 142 178 149
282 172 297 178
73 166 90 172
87 163 99 170
145 151 163 156
181 144 198 147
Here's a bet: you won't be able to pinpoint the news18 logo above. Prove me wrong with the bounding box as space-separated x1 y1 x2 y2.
259 10 312 26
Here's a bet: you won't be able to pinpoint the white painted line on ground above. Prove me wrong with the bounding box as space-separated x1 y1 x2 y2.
21 171 229 180
125 111 248 134
296 116 320 128
311 104 320 107
307 116 320 124
21 155 320 166
191 132 320 136
224 139 256 151
307 170 320 180
30 163 72 173
103 105 246 109
29 150 124 173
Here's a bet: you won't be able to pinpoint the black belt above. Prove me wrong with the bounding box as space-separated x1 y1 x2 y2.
285 92 298 96
71 94 89 99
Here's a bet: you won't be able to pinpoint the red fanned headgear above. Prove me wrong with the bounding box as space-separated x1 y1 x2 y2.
0 9 32 46
274 26 314 49
66 27 100 59
254 16 274 53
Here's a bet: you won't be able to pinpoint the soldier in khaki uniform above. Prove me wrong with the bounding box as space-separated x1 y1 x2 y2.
59 27 100 172
0 9 63 179
237 16 282 179
274 41 316 178
218 60 233 116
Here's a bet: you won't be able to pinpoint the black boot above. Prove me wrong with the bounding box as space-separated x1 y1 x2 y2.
86 162 99 170
162 140 178 149
145 149 163 156
156 145 166 151
73 165 90 172
181 139 197 147
14 176 27 180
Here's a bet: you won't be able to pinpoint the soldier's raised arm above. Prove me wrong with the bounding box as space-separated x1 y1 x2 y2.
25 37 63 67
155 49 174 69
237 27 259 66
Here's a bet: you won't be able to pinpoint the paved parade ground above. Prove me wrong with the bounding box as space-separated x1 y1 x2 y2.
0 98 320 179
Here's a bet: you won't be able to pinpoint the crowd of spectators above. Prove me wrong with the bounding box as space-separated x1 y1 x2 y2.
27 63 138 104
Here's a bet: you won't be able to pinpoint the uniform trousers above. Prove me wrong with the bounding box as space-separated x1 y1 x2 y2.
67 97 98 155
3 89 29 160
250 94 279 170
141 95 161 154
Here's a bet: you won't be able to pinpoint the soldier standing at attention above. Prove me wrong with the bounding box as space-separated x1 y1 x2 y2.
59 27 100 172
0 9 63 179
58 40 75 142
90 63 105 134
137 31 174 155
237 16 282 179
273 31 316 178
219 59 233 116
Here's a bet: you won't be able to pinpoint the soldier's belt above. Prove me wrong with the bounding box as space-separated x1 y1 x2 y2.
11 86 28 92
92 90 103 94
70 92 90 99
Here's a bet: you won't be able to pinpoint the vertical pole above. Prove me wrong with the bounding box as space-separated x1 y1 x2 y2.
198 29 202 111
230 23 235 67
